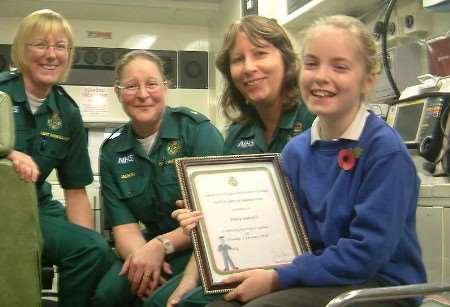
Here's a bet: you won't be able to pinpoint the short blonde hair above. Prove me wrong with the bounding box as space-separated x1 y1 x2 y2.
11 9 75 81
114 49 167 84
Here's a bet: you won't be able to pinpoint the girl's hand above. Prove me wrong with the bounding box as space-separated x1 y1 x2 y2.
171 207 203 235
223 269 280 302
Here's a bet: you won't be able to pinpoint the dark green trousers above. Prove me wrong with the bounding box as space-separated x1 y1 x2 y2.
40 201 115 307
93 248 192 307
144 273 219 307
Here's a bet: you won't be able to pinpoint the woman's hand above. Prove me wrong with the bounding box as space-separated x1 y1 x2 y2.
119 239 172 299
172 201 203 235
7 150 40 182
222 269 280 303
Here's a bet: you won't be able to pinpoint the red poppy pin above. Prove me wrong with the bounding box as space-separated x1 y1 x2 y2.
338 147 363 171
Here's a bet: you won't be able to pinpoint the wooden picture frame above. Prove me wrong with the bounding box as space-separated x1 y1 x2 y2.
176 154 311 294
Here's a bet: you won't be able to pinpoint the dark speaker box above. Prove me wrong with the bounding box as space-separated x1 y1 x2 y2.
72 47 122 69
178 51 208 89
152 50 178 88
65 47 120 86
66 47 178 88
0 44 12 72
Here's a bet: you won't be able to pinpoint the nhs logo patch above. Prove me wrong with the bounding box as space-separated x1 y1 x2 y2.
237 139 255 148
118 153 135 164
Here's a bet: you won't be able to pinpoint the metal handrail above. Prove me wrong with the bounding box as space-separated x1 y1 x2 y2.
326 282 450 307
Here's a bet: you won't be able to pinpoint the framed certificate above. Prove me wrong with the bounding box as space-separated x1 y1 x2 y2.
175 154 311 294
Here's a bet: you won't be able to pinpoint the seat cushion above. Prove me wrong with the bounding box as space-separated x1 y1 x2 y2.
0 159 41 307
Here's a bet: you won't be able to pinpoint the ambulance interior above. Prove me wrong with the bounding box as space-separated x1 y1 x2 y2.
1 0 450 305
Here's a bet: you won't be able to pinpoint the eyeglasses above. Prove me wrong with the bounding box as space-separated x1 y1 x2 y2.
26 42 70 53
116 80 168 95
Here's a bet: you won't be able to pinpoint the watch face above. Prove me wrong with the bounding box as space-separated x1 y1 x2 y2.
157 236 174 254
164 240 175 254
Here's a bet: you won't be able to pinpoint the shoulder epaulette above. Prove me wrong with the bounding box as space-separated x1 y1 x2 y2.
101 126 125 148
171 106 210 123
0 71 19 84
54 84 79 109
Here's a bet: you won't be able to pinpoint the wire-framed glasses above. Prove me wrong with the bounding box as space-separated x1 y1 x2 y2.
116 80 168 95
26 42 70 53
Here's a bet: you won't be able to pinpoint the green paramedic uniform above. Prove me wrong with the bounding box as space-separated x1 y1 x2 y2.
223 103 315 155
0 71 115 307
147 103 315 307
94 106 224 307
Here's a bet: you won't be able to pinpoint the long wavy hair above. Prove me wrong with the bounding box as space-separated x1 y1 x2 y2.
216 15 301 124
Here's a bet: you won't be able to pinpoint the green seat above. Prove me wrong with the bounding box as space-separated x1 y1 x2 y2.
0 91 41 307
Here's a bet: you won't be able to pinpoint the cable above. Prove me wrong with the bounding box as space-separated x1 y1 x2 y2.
381 0 401 99
357 0 390 20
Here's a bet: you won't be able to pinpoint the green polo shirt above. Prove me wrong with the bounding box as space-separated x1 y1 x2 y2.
223 103 315 155
100 106 224 237
0 71 93 206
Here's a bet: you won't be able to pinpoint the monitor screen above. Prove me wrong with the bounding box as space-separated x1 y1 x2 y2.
392 101 425 143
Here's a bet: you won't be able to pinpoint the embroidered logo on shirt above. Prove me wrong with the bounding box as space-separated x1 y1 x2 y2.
292 122 303 136
47 112 62 130
120 171 136 179
117 153 135 164
167 140 181 156
40 131 70 142
158 159 175 167
237 139 255 148
12 106 20 113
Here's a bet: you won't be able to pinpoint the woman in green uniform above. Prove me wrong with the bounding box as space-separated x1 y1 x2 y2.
94 50 224 307
147 15 315 307
0 9 114 307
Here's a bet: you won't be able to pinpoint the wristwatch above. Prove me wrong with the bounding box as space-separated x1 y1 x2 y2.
156 235 175 255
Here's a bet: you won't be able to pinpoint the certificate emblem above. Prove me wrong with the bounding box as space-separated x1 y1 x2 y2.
228 176 238 187
167 140 181 156
47 112 62 130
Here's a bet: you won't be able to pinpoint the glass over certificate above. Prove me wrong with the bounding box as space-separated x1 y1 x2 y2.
176 154 310 294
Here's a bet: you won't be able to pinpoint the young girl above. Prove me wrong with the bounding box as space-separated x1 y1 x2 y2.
178 15 426 307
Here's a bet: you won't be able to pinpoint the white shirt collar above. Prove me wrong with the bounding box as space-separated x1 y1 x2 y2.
310 106 369 144
137 132 158 154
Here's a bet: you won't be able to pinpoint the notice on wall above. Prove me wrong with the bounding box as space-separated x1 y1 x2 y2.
79 86 109 118
63 85 128 124
87 31 112 39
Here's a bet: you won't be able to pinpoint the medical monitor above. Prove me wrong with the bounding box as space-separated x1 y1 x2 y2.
386 98 444 147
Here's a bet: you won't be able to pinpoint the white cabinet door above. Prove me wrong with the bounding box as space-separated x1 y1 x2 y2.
416 206 443 282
